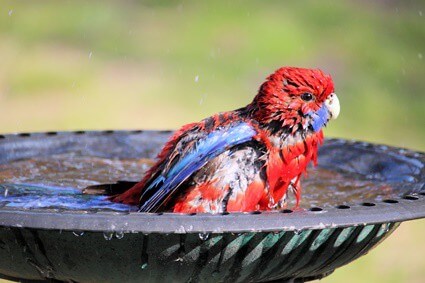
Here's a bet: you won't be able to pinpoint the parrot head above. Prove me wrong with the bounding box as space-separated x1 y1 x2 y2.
250 67 340 134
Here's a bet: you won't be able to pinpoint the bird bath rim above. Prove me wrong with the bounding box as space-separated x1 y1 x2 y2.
0 197 424 234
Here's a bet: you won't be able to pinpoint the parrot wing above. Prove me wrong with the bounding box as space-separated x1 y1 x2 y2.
139 122 257 212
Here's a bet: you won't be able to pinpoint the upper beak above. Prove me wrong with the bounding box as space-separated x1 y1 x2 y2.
325 93 340 120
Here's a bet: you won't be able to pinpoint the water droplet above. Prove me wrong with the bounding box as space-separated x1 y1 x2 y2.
418 53 423 60
381 223 390 233
176 226 186 233
199 94 207 105
88 51 93 59
379 145 388 151
199 232 210 241
194 75 199 82
72 231 84 237
177 3 183 13
115 231 124 239
4 189 8 197
140 238 149 270
8 10 13 16
103 231 114 240
419 10 423 16
317 222 326 229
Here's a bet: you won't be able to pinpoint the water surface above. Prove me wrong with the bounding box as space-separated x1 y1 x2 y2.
0 150 422 211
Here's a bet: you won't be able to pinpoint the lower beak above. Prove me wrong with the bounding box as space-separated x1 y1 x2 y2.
325 93 340 120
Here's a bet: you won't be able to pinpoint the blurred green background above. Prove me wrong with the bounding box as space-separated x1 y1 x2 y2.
0 1 423 282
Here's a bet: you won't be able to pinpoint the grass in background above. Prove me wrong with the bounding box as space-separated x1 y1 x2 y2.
0 1 424 282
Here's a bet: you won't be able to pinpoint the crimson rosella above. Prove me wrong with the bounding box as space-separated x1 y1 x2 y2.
111 67 340 213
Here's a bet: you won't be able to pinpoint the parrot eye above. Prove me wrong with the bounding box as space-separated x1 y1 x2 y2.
301 93 314 101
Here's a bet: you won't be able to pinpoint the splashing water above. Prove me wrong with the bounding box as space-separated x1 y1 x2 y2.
0 183 136 211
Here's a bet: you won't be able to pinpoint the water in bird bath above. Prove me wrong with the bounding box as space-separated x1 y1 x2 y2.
0 153 150 211
0 145 423 212
0 152 153 190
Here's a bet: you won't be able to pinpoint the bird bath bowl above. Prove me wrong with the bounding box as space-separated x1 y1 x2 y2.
0 131 424 283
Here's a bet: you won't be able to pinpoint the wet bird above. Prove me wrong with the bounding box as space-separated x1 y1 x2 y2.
110 67 340 213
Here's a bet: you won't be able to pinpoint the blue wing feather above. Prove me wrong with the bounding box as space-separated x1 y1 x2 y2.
139 122 257 212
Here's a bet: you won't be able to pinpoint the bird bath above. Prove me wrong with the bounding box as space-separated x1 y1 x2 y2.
0 131 424 283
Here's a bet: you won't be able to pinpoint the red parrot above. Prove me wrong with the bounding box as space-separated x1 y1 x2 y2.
110 67 340 213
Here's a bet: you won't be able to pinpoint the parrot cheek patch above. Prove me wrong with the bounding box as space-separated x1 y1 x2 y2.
309 105 329 132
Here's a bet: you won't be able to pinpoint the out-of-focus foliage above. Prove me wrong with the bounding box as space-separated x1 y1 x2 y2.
0 1 423 282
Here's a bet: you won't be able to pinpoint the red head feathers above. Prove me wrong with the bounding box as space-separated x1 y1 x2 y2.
250 67 338 134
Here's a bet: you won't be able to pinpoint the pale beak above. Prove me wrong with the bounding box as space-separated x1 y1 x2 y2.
325 93 340 120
